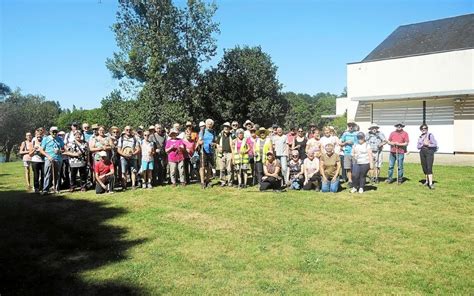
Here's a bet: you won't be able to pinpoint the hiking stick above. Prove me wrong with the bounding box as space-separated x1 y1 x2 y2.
51 159 57 193
395 145 399 185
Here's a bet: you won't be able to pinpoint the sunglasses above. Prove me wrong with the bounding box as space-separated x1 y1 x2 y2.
298 130 303 132
125 129 130 131
83 126 89 129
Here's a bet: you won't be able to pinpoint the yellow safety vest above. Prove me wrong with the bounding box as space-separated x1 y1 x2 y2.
254 138 272 162
233 139 249 165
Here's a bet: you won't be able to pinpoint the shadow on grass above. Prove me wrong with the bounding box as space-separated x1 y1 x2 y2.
0 190 145 295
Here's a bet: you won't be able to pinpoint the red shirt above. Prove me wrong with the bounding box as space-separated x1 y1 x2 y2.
94 160 114 176
388 130 410 154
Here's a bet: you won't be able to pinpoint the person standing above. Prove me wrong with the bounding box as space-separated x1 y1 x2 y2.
153 124 167 186
292 128 308 160
272 127 289 184
198 119 216 188
117 126 140 189
351 132 373 193
183 129 197 184
39 126 64 195
19 132 34 190
253 127 273 184
320 143 341 193
339 122 358 187
140 130 156 189
30 130 45 194
386 122 409 184
64 130 89 192
366 125 386 183
216 122 234 187
417 124 437 189
233 129 250 188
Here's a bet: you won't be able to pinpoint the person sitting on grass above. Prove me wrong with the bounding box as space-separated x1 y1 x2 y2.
260 151 282 192
140 130 155 189
303 150 320 191
320 143 341 193
94 151 115 194
287 150 304 190
351 132 373 194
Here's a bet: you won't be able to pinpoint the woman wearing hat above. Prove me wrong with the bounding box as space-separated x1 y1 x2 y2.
387 122 409 184
366 125 386 183
233 129 250 188
260 151 282 191
253 127 273 184
165 128 186 186
216 122 234 187
64 130 89 192
351 132 373 193
417 124 437 189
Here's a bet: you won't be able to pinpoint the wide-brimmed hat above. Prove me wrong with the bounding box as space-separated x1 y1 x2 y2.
199 121 205 127
394 122 405 128
169 128 179 135
256 127 270 137
91 124 99 130
98 151 107 157
223 122 231 128
148 125 155 130
368 124 379 130
244 120 253 126
110 126 120 133
49 126 59 132
185 121 193 127
347 122 356 127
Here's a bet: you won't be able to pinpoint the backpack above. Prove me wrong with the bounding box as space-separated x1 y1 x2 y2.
429 133 439 152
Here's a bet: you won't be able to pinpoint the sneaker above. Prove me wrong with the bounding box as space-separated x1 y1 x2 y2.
358 188 364 194
374 178 380 184
147 184 153 189
350 187 357 193
220 182 226 187
34 189 40 194
428 183 435 190
142 183 147 189
385 178 395 184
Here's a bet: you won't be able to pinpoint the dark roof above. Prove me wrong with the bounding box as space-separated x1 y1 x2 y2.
363 14 474 62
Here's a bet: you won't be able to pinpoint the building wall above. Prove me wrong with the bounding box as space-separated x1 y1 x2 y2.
347 49 474 98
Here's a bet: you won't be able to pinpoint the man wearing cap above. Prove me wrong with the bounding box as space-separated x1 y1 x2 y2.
339 122 358 187
198 119 217 188
216 122 234 186
386 122 409 184
94 151 115 194
39 126 65 194
253 127 273 184
366 125 386 183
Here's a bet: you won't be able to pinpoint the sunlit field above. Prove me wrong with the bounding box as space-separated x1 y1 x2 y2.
0 161 472 295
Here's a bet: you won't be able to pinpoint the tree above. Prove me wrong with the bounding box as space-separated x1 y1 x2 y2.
195 46 287 127
0 88 61 162
106 0 219 124
283 92 337 129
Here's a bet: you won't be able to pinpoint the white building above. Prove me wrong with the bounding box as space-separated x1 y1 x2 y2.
343 14 473 154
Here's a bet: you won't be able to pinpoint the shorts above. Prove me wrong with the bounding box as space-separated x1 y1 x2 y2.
23 161 31 168
234 164 248 171
371 150 383 168
140 160 154 172
343 155 352 170
120 158 138 174
202 152 215 168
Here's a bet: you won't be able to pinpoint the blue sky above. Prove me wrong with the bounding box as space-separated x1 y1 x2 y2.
1 0 472 109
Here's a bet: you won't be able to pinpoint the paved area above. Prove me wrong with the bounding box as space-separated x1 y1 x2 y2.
383 152 474 166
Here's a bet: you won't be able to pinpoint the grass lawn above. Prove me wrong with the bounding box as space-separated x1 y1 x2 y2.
0 161 473 295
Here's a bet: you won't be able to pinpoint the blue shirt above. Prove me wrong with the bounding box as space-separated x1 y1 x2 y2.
340 131 358 155
83 131 94 142
199 129 215 154
41 135 65 161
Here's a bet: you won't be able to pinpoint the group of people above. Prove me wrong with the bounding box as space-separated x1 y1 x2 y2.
18 118 438 195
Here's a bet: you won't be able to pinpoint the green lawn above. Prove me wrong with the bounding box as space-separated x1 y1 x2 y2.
0 161 472 295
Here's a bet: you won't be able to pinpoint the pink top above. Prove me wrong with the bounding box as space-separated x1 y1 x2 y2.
166 138 185 163
21 140 33 162
182 139 196 159
246 137 255 156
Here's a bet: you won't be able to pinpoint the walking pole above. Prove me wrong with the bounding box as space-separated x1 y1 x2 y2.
51 159 57 193
395 144 399 185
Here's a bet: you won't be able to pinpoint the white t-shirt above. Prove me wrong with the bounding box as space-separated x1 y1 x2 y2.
320 136 340 154
304 157 320 176
272 135 288 156
353 143 370 164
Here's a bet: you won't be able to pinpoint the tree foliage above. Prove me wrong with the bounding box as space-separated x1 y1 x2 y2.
283 92 337 129
0 87 61 161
